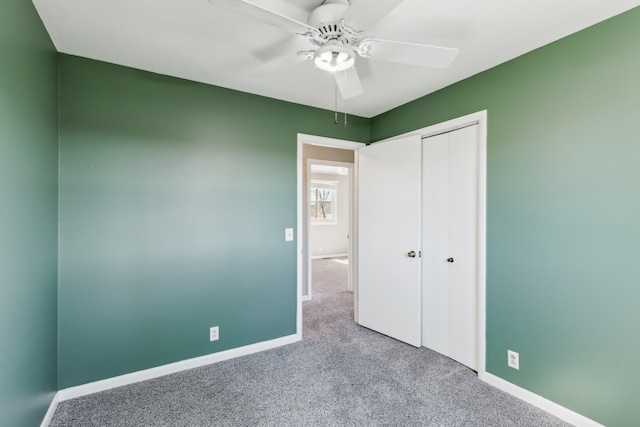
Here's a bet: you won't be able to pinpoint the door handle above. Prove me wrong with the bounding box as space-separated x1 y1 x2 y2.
447 257 454 263
407 251 417 258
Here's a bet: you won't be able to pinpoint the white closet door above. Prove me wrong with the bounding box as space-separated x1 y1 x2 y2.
358 134 422 347
422 125 478 369
422 133 450 355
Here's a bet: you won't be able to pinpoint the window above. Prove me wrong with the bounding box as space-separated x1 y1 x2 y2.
310 180 337 224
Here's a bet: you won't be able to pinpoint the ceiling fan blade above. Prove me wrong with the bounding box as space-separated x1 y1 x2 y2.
207 0 314 34
253 34 311 61
341 0 404 32
334 67 363 100
244 35 313 76
362 39 459 69
245 53 310 77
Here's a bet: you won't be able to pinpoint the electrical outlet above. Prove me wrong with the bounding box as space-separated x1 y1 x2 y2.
210 326 219 342
507 350 519 370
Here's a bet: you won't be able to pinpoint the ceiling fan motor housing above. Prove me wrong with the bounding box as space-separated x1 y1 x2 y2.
308 0 350 36
306 0 361 50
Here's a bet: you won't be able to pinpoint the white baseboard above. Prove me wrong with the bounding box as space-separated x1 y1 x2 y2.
302 295 311 301
58 333 301 402
311 253 347 260
40 392 60 427
480 372 604 427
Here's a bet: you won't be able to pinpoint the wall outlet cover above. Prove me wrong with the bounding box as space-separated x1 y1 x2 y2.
507 350 519 370
210 326 219 342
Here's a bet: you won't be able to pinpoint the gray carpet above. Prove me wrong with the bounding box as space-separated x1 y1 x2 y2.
50 257 570 426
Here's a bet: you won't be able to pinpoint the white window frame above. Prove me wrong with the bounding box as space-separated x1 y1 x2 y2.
310 179 338 225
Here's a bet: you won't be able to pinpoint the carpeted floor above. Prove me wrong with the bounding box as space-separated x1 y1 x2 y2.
50 257 570 426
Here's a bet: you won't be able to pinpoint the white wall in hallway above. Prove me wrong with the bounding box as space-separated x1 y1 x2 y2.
310 172 349 258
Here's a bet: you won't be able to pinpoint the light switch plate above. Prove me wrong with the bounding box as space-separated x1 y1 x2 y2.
285 228 294 242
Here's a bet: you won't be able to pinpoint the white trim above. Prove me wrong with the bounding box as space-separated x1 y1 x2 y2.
378 111 487 143
481 373 605 427
309 179 338 226
297 133 364 150
351 154 359 319
297 138 304 335
311 253 348 260
477 112 488 375
40 392 60 427
58 334 299 401
310 179 339 186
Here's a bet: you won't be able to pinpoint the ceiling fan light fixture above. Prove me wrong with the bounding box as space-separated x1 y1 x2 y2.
314 44 355 72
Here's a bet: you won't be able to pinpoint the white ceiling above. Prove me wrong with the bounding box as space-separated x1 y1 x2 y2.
33 0 639 118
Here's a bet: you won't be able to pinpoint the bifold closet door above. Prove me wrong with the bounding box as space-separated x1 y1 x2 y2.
422 125 478 370
358 134 422 347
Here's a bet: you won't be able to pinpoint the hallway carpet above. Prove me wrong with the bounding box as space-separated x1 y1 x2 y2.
50 258 569 426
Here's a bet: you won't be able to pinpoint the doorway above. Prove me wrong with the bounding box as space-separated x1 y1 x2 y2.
308 161 353 299
296 134 364 336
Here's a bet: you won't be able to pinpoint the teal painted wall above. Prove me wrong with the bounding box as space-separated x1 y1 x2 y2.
0 1 59 426
58 55 369 388
372 7 640 427
4 1 635 423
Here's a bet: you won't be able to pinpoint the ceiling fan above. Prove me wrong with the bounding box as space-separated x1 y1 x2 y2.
207 0 459 100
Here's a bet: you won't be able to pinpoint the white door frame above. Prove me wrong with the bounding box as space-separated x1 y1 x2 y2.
379 110 487 376
296 134 365 337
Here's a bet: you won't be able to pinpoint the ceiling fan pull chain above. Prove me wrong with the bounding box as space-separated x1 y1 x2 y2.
334 78 339 125
344 70 347 127
343 70 348 127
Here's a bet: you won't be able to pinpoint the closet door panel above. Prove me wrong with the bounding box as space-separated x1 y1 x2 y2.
447 125 479 370
358 134 422 347
421 134 450 354
422 125 479 370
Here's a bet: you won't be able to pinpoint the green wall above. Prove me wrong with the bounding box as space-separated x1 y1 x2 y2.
58 55 369 388
372 7 640 427
3 1 637 424
0 1 59 426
